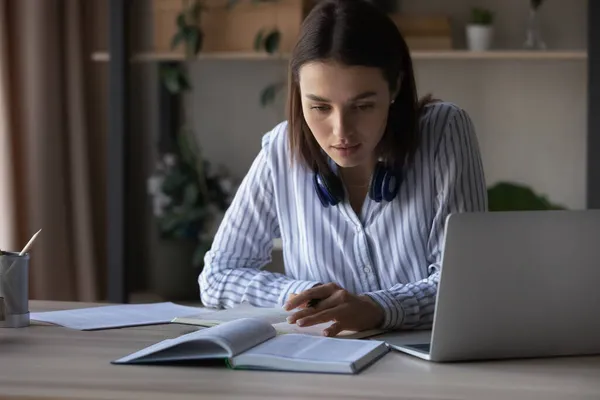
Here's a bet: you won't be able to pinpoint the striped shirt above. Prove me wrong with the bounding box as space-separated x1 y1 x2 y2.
199 102 488 330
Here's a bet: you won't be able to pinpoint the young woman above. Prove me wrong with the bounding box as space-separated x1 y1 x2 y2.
198 0 487 336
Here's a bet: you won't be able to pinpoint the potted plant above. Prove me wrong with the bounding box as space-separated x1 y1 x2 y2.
466 7 494 51
147 129 238 300
487 182 565 211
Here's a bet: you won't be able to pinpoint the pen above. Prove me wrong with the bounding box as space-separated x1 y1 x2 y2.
307 298 321 308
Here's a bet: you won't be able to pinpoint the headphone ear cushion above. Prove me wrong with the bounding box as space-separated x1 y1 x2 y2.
314 173 330 207
369 163 386 203
314 172 342 207
381 170 401 202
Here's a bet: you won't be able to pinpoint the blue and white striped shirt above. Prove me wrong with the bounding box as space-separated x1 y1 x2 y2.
199 102 488 330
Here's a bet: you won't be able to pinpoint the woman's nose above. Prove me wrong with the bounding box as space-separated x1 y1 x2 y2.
332 111 352 139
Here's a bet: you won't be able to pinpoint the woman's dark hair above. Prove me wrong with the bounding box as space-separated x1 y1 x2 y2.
287 0 434 174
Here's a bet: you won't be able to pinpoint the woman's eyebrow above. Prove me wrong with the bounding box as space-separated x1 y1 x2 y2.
305 91 378 102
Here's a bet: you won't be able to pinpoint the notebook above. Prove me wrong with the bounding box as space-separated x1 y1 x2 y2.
113 317 389 374
171 303 386 339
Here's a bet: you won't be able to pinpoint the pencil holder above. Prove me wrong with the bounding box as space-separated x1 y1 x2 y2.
0 252 30 328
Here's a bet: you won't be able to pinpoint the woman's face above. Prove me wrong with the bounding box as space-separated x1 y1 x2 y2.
299 61 395 169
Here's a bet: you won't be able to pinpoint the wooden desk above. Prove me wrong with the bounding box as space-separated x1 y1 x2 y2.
1 301 599 400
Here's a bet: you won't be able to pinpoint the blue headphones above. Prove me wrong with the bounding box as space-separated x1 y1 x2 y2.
313 162 403 207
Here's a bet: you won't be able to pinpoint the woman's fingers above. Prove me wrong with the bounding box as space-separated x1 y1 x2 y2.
323 321 345 337
287 294 310 309
286 292 341 324
287 307 316 324
284 283 339 311
296 305 344 327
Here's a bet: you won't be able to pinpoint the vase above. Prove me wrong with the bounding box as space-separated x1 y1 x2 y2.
523 8 546 50
466 25 493 51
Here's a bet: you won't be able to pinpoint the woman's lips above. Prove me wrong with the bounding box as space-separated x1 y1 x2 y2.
331 143 361 156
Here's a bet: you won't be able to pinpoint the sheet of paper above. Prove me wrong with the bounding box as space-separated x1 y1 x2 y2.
30 302 214 330
176 302 292 325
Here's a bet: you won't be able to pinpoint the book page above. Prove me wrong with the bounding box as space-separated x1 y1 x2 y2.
202 317 278 356
272 321 385 339
113 318 277 364
174 302 292 326
238 333 385 363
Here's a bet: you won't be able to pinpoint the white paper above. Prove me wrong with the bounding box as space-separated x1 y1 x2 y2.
177 302 292 325
30 302 214 330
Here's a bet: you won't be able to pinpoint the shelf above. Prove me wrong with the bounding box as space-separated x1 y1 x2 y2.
91 51 287 62
410 50 587 60
92 50 588 62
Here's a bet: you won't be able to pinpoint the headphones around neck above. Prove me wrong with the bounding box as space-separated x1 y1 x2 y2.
313 162 403 207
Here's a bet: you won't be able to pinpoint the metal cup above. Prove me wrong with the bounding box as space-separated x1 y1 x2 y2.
0 252 30 328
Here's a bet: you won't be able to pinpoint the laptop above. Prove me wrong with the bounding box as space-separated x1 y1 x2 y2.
378 210 600 362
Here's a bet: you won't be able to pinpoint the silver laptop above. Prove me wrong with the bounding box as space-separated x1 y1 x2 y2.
379 210 600 362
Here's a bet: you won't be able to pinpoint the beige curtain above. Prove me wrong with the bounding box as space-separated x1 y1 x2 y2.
0 0 106 301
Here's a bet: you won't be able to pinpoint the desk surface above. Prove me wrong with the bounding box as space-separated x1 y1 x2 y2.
1 301 599 400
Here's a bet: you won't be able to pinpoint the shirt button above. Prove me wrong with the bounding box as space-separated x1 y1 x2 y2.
363 266 372 274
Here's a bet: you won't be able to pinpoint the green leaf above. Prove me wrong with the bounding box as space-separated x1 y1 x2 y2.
227 0 240 9
487 182 565 212
162 68 191 94
188 207 208 221
171 31 185 50
263 30 281 54
176 129 197 168
160 65 183 94
162 170 187 193
260 85 276 107
177 70 192 92
254 29 265 51
184 183 199 205
176 13 186 28
259 81 285 107
159 214 184 235
470 7 494 25
184 28 203 55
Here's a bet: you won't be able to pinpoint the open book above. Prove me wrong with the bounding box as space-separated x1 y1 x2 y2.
171 303 386 339
113 317 389 374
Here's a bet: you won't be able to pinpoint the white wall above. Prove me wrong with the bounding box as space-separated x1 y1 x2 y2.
185 0 588 210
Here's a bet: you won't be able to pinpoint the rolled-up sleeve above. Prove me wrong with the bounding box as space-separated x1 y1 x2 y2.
199 136 320 309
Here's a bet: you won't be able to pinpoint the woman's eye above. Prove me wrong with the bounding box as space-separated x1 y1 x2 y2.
356 103 374 111
311 105 330 112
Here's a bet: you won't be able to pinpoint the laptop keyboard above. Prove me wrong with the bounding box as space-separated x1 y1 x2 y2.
405 343 431 353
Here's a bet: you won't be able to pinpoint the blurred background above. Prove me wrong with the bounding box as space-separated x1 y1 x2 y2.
0 0 591 305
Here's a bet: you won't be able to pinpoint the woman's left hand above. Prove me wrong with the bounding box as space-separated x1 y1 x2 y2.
283 283 384 337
